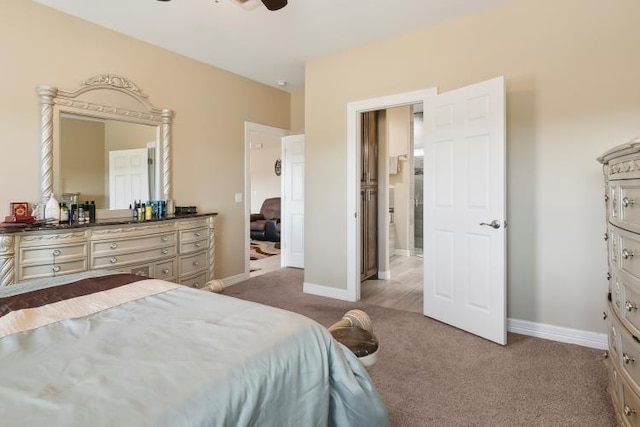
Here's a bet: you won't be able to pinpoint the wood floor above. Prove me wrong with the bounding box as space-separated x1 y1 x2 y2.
360 255 423 314
250 253 424 314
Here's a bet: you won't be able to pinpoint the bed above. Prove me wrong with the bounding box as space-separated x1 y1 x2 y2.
0 272 389 426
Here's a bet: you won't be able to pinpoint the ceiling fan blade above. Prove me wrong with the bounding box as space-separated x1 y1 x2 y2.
261 0 287 11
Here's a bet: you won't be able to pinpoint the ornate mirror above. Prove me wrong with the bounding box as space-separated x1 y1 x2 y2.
37 74 173 217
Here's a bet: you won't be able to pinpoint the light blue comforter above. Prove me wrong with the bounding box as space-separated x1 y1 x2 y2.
0 283 389 426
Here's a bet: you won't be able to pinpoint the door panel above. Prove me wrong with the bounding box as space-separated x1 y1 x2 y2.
423 76 506 345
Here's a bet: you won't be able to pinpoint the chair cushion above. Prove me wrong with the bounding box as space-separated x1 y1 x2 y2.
250 219 267 231
260 197 281 220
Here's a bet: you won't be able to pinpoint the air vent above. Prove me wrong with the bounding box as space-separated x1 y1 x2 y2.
230 0 261 11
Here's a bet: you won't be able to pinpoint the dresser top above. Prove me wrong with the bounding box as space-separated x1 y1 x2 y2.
597 137 640 164
0 212 218 235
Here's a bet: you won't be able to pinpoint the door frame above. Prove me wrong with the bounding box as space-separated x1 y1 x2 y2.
244 122 290 276
346 88 437 301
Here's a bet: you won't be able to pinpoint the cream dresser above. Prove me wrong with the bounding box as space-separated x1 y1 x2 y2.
599 139 640 426
0 214 216 289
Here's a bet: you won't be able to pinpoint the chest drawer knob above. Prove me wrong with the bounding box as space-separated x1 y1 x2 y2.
195 242 201 248
195 232 201 237
52 249 61 256
162 249 169 255
604 232 609 241
109 257 117 264
624 405 636 417
605 194 609 203
623 197 635 208
626 300 638 312
109 243 118 250
604 350 609 359
603 311 608 320
623 353 636 364
52 265 61 273
162 236 169 242
162 268 170 275
623 248 634 259
193 261 200 267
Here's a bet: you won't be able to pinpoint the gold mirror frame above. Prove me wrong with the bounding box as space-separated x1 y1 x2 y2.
36 74 173 216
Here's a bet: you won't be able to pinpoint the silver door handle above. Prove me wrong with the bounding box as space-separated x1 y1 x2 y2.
480 220 501 229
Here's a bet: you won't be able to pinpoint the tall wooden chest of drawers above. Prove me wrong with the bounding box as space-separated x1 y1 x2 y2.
599 138 640 426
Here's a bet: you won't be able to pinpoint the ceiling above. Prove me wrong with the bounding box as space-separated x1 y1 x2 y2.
33 0 515 92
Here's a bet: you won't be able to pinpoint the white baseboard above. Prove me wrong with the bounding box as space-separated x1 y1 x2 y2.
394 249 411 257
378 270 391 280
508 318 607 350
303 282 357 302
221 272 249 287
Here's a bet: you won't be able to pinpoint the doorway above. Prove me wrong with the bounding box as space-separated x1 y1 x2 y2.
244 122 289 278
360 103 425 312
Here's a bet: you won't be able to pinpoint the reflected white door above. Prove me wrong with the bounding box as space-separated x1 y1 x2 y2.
423 76 506 345
282 135 305 268
109 148 149 209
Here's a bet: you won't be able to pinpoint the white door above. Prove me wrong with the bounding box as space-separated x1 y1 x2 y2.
282 135 305 268
423 76 506 345
109 148 149 209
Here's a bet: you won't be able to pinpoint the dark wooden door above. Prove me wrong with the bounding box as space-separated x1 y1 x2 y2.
360 111 378 281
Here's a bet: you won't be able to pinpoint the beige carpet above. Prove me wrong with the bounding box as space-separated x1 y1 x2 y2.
225 268 619 427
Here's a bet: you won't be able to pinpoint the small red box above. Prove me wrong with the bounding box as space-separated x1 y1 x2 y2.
10 202 29 217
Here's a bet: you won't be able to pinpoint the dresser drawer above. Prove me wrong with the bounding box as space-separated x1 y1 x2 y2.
180 271 207 289
20 243 87 264
154 259 176 280
92 246 176 269
618 181 640 232
92 232 176 256
622 380 640 426
179 227 208 244
609 308 623 363
618 228 640 282
620 326 640 391
179 251 207 276
179 238 208 254
18 258 88 281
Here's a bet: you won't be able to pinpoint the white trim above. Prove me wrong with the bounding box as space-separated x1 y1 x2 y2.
346 88 437 302
507 318 607 350
221 272 249 287
244 122 289 277
378 270 391 280
394 249 411 257
303 282 356 302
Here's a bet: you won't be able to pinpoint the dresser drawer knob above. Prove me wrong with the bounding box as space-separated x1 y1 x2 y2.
110 243 118 250
195 232 201 237
626 300 638 312
195 242 201 248
162 268 170 275
52 249 61 256
623 353 636 364
607 272 611 280
604 233 609 241
623 248 634 259
604 350 609 359
191 283 199 288
625 405 636 417
162 236 169 242
193 261 200 267
623 197 635 208
603 311 608 320
605 194 609 203
162 249 169 255
109 257 117 264
52 265 61 273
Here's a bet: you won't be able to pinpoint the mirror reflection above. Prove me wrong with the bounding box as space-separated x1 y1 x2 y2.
59 114 158 210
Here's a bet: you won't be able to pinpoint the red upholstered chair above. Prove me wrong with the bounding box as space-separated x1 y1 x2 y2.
250 197 281 242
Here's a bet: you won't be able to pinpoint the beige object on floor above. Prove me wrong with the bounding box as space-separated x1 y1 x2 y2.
202 279 224 294
329 309 379 368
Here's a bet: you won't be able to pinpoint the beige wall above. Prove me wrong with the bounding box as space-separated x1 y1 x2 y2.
249 132 282 213
0 0 290 279
290 90 305 135
305 0 640 333
387 106 412 252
